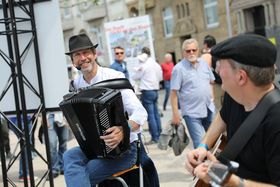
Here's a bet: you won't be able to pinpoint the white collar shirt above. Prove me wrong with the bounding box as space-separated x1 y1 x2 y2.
132 57 163 90
72 66 147 142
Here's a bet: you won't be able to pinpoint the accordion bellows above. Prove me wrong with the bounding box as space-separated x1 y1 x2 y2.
59 87 130 159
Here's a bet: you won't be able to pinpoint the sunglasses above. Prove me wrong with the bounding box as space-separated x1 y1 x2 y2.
115 52 124 55
185 49 198 53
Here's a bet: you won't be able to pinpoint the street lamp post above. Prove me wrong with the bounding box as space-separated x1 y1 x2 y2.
225 0 233 37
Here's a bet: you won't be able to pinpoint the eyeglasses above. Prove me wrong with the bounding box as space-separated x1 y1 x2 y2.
115 52 124 55
185 49 198 53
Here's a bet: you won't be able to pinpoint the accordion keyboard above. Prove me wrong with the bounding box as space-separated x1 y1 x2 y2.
99 108 114 153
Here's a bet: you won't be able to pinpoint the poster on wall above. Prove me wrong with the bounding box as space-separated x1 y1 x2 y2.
104 15 155 85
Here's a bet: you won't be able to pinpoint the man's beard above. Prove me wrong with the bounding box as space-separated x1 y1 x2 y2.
187 56 197 63
81 61 93 73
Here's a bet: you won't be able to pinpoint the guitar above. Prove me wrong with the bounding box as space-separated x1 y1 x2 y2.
191 134 226 187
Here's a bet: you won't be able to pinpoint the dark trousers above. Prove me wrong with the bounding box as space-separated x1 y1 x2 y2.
98 136 160 187
0 119 11 155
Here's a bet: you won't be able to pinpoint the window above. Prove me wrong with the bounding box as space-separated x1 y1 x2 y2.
90 27 103 50
181 4 185 17
176 3 189 19
204 0 219 28
79 1 91 10
185 3 190 16
130 7 139 17
176 5 181 19
162 7 174 37
63 1 72 19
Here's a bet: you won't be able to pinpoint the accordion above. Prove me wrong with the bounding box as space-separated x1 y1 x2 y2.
59 87 130 159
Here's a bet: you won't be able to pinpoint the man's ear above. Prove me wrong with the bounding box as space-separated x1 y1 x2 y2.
237 69 248 86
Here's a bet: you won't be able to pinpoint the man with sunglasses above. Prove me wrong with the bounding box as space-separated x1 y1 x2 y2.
110 46 129 79
170 38 215 149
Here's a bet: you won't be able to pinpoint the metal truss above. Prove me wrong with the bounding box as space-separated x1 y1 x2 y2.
0 0 54 186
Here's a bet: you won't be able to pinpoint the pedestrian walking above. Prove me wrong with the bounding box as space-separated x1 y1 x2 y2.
201 35 223 109
170 38 215 149
161 53 174 111
132 47 163 144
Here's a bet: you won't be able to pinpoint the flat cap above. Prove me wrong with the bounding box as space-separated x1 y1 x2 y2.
211 34 277 67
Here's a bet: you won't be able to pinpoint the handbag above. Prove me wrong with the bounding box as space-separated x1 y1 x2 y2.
168 123 189 156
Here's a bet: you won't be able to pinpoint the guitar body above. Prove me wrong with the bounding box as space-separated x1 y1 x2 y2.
191 134 227 187
192 178 210 187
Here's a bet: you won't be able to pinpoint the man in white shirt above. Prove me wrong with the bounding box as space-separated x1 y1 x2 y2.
63 34 148 187
132 47 163 144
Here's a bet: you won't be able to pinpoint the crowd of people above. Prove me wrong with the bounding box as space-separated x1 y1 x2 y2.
170 38 215 149
1 32 279 187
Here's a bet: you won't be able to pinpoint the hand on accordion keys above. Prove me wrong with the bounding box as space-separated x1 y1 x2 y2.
100 126 124 149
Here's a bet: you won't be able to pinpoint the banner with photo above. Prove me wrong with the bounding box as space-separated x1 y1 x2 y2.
104 15 155 86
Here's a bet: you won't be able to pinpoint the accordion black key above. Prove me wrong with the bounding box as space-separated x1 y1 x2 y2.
59 87 130 159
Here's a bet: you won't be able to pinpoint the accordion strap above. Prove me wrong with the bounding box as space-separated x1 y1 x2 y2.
66 78 134 101
69 78 134 92
90 78 134 92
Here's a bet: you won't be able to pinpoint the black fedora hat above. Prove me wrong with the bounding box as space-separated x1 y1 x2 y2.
65 33 98 55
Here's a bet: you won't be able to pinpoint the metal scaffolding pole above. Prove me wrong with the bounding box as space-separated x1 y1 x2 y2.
0 0 53 186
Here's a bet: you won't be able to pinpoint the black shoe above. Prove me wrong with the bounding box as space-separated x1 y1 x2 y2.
53 172 59 178
60 170 64 175
47 172 59 180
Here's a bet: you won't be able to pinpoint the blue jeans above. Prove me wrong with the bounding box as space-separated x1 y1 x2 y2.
63 142 137 187
183 108 215 148
9 116 33 178
141 90 162 142
163 80 170 110
48 113 68 174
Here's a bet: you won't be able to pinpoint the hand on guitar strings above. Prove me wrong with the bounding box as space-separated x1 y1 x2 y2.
100 126 124 149
193 152 218 183
185 147 209 175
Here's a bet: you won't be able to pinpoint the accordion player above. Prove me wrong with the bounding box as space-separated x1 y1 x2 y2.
59 86 130 159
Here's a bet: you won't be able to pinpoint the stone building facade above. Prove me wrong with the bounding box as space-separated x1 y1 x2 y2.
59 0 280 71
231 0 280 66
126 0 238 63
